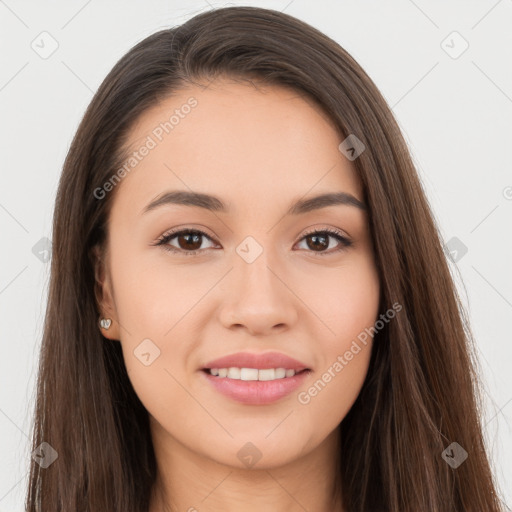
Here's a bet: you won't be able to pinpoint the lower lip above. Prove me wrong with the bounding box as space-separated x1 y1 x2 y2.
201 370 310 405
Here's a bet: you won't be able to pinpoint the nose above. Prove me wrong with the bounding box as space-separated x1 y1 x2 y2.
218 249 299 337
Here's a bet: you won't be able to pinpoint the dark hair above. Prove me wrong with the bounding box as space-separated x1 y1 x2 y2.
26 6 505 511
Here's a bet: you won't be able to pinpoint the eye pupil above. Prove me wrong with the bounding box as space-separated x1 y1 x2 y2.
307 234 328 251
179 232 202 251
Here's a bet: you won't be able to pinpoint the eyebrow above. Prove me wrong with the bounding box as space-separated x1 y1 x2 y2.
142 190 367 216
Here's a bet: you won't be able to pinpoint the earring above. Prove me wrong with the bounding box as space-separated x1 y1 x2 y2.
99 318 112 330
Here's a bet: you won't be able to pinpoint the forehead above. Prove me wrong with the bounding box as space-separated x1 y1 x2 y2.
112 78 363 214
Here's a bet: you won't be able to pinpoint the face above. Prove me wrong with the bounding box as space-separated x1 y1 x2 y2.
95 78 380 470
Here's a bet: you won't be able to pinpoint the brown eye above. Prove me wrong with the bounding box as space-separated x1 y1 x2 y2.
305 233 329 251
155 227 352 256
297 229 353 256
175 232 203 251
157 229 216 255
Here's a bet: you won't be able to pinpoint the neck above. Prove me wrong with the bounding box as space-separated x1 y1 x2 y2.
148 420 344 512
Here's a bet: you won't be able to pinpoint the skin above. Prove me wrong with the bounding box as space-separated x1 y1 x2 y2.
94 77 380 512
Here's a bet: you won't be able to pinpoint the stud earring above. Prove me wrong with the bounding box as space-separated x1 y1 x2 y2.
99 318 112 330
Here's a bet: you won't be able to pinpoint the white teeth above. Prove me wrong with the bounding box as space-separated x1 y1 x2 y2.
258 368 276 381
227 367 241 379
275 368 286 379
240 368 259 380
208 367 298 381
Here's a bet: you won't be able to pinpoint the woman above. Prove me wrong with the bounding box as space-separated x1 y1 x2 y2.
25 6 505 511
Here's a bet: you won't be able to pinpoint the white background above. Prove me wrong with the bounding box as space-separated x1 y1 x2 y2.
0 1 511 510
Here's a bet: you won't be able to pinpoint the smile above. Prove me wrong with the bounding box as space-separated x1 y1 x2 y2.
206 367 301 381
201 367 311 404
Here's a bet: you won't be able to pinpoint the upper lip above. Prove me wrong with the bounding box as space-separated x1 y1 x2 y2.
202 351 310 372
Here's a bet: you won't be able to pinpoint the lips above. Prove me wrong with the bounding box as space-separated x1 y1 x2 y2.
202 370 309 405
202 351 310 372
200 351 311 405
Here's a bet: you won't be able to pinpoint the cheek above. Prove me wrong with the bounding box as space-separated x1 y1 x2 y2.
109 246 221 414
295 255 380 427
306 252 381 345
110 242 207 339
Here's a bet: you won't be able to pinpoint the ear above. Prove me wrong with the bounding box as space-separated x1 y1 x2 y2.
91 244 121 340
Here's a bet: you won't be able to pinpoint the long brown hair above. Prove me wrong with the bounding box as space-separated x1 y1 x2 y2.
25 6 505 511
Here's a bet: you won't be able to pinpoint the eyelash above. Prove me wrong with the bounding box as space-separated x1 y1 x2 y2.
154 227 353 257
